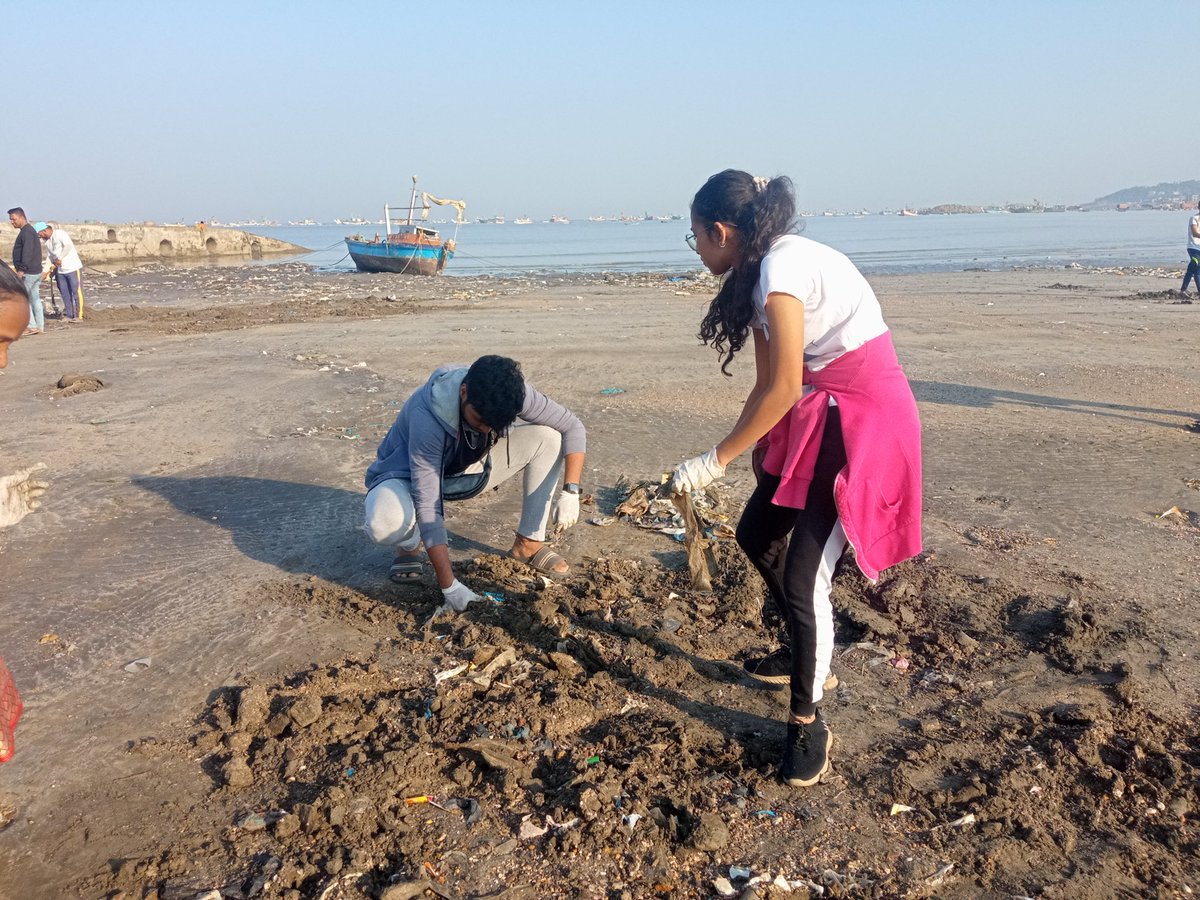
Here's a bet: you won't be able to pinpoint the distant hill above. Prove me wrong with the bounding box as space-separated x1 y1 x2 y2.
1084 180 1200 210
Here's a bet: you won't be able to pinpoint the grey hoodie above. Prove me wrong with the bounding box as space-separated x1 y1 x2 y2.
365 365 586 547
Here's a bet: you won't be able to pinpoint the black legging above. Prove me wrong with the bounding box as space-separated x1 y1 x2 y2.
736 409 848 718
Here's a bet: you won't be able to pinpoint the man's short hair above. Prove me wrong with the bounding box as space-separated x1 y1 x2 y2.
6 208 25 218
464 355 526 432
0 265 27 300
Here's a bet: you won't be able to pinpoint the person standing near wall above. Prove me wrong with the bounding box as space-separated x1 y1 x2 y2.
8 207 43 335
36 222 84 322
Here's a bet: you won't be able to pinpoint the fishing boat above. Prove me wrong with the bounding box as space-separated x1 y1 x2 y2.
345 176 466 276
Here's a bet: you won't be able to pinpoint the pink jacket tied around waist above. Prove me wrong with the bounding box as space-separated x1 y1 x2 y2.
761 331 923 582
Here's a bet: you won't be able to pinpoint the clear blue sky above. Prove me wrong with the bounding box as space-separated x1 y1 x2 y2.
3 1 1193 222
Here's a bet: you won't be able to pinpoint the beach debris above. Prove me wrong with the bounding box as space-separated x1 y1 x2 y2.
440 797 482 826
518 815 549 840
925 863 955 886
622 812 642 829
713 877 737 897
434 663 468 683
598 387 625 395
889 655 911 672
673 490 718 591
890 803 916 816
589 515 615 526
37 633 62 646
614 477 732 549
123 657 152 674
482 591 507 605
404 795 432 806
729 865 753 880
947 812 976 828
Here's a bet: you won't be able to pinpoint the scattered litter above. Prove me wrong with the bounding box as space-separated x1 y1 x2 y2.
752 809 777 818
622 813 642 829
926 863 955 886
948 813 976 828
599 387 625 395
712 877 737 897
889 655 910 671
589 516 615 526
729 866 752 880
890 803 916 816
585 755 600 765
1156 505 1183 519
441 797 482 826
124 657 152 674
434 663 468 683
518 816 548 840
482 591 507 605
404 795 432 806
37 633 62 646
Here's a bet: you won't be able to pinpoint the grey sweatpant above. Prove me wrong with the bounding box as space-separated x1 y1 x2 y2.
363 423 565 550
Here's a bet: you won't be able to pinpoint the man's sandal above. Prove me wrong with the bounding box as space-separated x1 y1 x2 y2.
512 546 570 581
389 557 424 583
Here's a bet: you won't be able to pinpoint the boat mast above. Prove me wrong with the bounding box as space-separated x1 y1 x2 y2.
408 175 418 226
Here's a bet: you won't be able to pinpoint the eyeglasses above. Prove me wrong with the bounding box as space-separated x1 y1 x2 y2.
686 223 735 253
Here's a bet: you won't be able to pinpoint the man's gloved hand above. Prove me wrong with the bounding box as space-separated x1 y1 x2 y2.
551 490 580 529
670 447 726 495
0 464 48 529
441 579 480 612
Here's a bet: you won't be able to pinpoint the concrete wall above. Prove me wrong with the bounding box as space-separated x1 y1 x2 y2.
49 224 308 264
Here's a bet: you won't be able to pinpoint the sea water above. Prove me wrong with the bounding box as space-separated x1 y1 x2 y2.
250 209 1191 277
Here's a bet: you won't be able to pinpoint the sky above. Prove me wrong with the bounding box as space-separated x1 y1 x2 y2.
2 1 1194 223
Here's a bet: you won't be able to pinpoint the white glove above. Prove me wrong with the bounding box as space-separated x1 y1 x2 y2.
441 579 480 612
0 464 48 529
551 490 580 529
670 447 726 495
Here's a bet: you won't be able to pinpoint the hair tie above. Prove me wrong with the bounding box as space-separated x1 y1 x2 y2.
753 176 769 193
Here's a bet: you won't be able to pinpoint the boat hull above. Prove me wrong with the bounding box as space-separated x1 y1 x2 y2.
345 238 453 276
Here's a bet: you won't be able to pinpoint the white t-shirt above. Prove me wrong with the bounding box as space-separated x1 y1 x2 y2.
1188 214 1200 252
752 234 887 372
43 229 82 274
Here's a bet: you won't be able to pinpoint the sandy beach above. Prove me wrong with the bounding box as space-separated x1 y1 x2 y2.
0 264 1197 898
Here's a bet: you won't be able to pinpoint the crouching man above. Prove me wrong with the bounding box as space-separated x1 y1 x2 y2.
364 355 586 610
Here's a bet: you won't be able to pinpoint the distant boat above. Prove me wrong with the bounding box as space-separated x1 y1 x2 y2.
549 215 570 224
345 176 465 276
899 209 918 217
514 217 533 225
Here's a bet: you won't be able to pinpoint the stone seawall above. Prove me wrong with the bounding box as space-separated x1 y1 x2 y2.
59 224 308 265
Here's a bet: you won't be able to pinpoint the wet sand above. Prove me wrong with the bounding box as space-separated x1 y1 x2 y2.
0 264 1197 898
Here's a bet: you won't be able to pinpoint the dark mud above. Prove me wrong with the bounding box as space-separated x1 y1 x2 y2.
78 543 1199 899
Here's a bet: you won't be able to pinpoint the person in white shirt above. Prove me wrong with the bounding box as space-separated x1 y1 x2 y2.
1182 201 1200 296
35 222 84 322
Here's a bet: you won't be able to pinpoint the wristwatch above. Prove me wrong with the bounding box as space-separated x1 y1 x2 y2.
563 482 582 495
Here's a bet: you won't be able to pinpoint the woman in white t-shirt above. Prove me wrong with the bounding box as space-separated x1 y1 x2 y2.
669 169 923 788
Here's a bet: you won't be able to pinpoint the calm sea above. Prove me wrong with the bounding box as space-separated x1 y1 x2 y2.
248 209 1191 277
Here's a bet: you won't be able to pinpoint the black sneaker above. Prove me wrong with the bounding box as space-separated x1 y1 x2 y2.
780 713 832 787
743 649 839 691
743 647 791 684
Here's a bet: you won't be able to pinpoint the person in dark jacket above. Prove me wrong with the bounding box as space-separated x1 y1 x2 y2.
8 208 43 335
364 355 587 610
